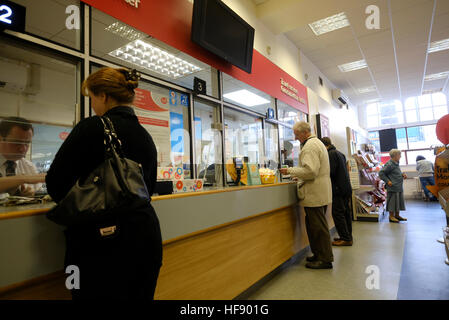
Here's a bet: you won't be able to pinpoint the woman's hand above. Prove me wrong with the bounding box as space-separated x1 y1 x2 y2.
279 168 289 175
19 185 35 197
402 173 407 179
387 181 393 187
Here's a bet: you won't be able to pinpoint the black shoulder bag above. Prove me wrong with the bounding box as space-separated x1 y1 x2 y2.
46 116 150 238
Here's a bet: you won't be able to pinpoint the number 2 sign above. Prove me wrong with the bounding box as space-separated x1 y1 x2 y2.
0 0 26 33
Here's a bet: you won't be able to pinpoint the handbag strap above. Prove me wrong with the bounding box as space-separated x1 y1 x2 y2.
99 116 124 157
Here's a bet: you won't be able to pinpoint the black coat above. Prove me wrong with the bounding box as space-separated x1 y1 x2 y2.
46 106 162 299
327 145 352 198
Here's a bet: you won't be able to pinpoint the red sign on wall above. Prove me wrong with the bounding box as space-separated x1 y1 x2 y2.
81 0 308 113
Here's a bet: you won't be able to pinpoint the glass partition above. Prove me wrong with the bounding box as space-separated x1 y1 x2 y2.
224 108 263 184
194 98 223 186
264 122 279 170
222 73 273 115
277 100 307 125
0 38 79 195
279 125 299 167
90 64 192 177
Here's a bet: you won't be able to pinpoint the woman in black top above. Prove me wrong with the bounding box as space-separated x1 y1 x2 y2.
46 67 162 299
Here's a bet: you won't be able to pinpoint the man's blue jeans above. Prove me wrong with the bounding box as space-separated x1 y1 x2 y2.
419 176 436 199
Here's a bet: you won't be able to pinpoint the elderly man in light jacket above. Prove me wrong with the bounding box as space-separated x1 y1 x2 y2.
280 121 333 269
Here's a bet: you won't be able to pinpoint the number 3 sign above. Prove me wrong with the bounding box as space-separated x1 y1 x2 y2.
0 0 26 33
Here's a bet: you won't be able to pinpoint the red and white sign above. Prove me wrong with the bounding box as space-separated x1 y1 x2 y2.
133 88 170 164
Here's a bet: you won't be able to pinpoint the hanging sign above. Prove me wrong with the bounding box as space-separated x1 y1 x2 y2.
0 0 26 33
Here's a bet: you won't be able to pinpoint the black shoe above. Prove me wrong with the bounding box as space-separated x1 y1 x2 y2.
306 255 317 262
305 261 333 269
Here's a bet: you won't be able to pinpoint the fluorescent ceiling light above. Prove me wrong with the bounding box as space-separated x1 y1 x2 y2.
428 38 449 53
424 71 449 81
365 98 380 104
357 86 376 94
338 60 367 72
422 88 442 95
105 22 146 41
109 39 202 79
309 12 350 36
223 89 270 107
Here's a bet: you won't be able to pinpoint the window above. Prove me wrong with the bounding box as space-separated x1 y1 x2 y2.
90 8 219 98
406 125 439 149
224 108 264 183
222 73 273 115
0 38 78 175
365 93 448 129
13 0 82 50
194 98 223 186
406 149 435 165
365 101 404 128
395 128 407 150
404 92 448 123
368 131 380 152
370 124 442 165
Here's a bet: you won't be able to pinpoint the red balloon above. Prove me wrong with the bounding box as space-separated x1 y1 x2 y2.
436 114 449 145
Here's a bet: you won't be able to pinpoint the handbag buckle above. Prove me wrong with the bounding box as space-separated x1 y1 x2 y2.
99 225 117 237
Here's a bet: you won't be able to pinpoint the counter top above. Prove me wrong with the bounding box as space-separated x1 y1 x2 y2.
0 182 295 221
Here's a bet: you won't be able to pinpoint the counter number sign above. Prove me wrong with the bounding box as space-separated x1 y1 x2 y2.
0 0 26 33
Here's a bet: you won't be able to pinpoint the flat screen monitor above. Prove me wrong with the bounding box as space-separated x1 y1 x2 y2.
379 129 398 152
191 0 255 73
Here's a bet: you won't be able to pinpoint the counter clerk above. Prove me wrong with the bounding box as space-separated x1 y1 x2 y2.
0 117 46 197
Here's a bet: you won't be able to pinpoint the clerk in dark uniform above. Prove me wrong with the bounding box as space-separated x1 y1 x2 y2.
320 137 353 246
46 67 162 299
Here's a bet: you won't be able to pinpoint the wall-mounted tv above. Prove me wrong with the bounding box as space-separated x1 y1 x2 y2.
191 0 255 73
379 129 398 152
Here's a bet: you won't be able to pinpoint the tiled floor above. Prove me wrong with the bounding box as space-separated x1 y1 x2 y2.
244 200 449 300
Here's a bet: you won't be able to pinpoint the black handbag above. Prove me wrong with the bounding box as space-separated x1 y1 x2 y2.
46 116 150 237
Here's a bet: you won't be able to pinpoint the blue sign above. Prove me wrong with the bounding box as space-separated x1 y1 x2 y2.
0 0 26 33
180 94 189 107
266 108 275 119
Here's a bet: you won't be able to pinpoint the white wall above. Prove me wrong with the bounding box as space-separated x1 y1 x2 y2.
307 88 364 158
222 0 302 83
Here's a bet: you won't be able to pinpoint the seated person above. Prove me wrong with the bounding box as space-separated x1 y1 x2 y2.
0 117 46 197
198 163 216 185
416 155 437 201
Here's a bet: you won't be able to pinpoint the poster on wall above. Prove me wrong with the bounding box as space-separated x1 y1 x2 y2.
133 88 170 165
315 113 330 139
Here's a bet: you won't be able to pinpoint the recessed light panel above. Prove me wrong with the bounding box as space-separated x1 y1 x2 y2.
223 89 270 107
309 12 350 36
428 38 449 53
338 60 367 72
109 40 202 79
424 71 449 81
105 22 146 41
357 86 376 94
